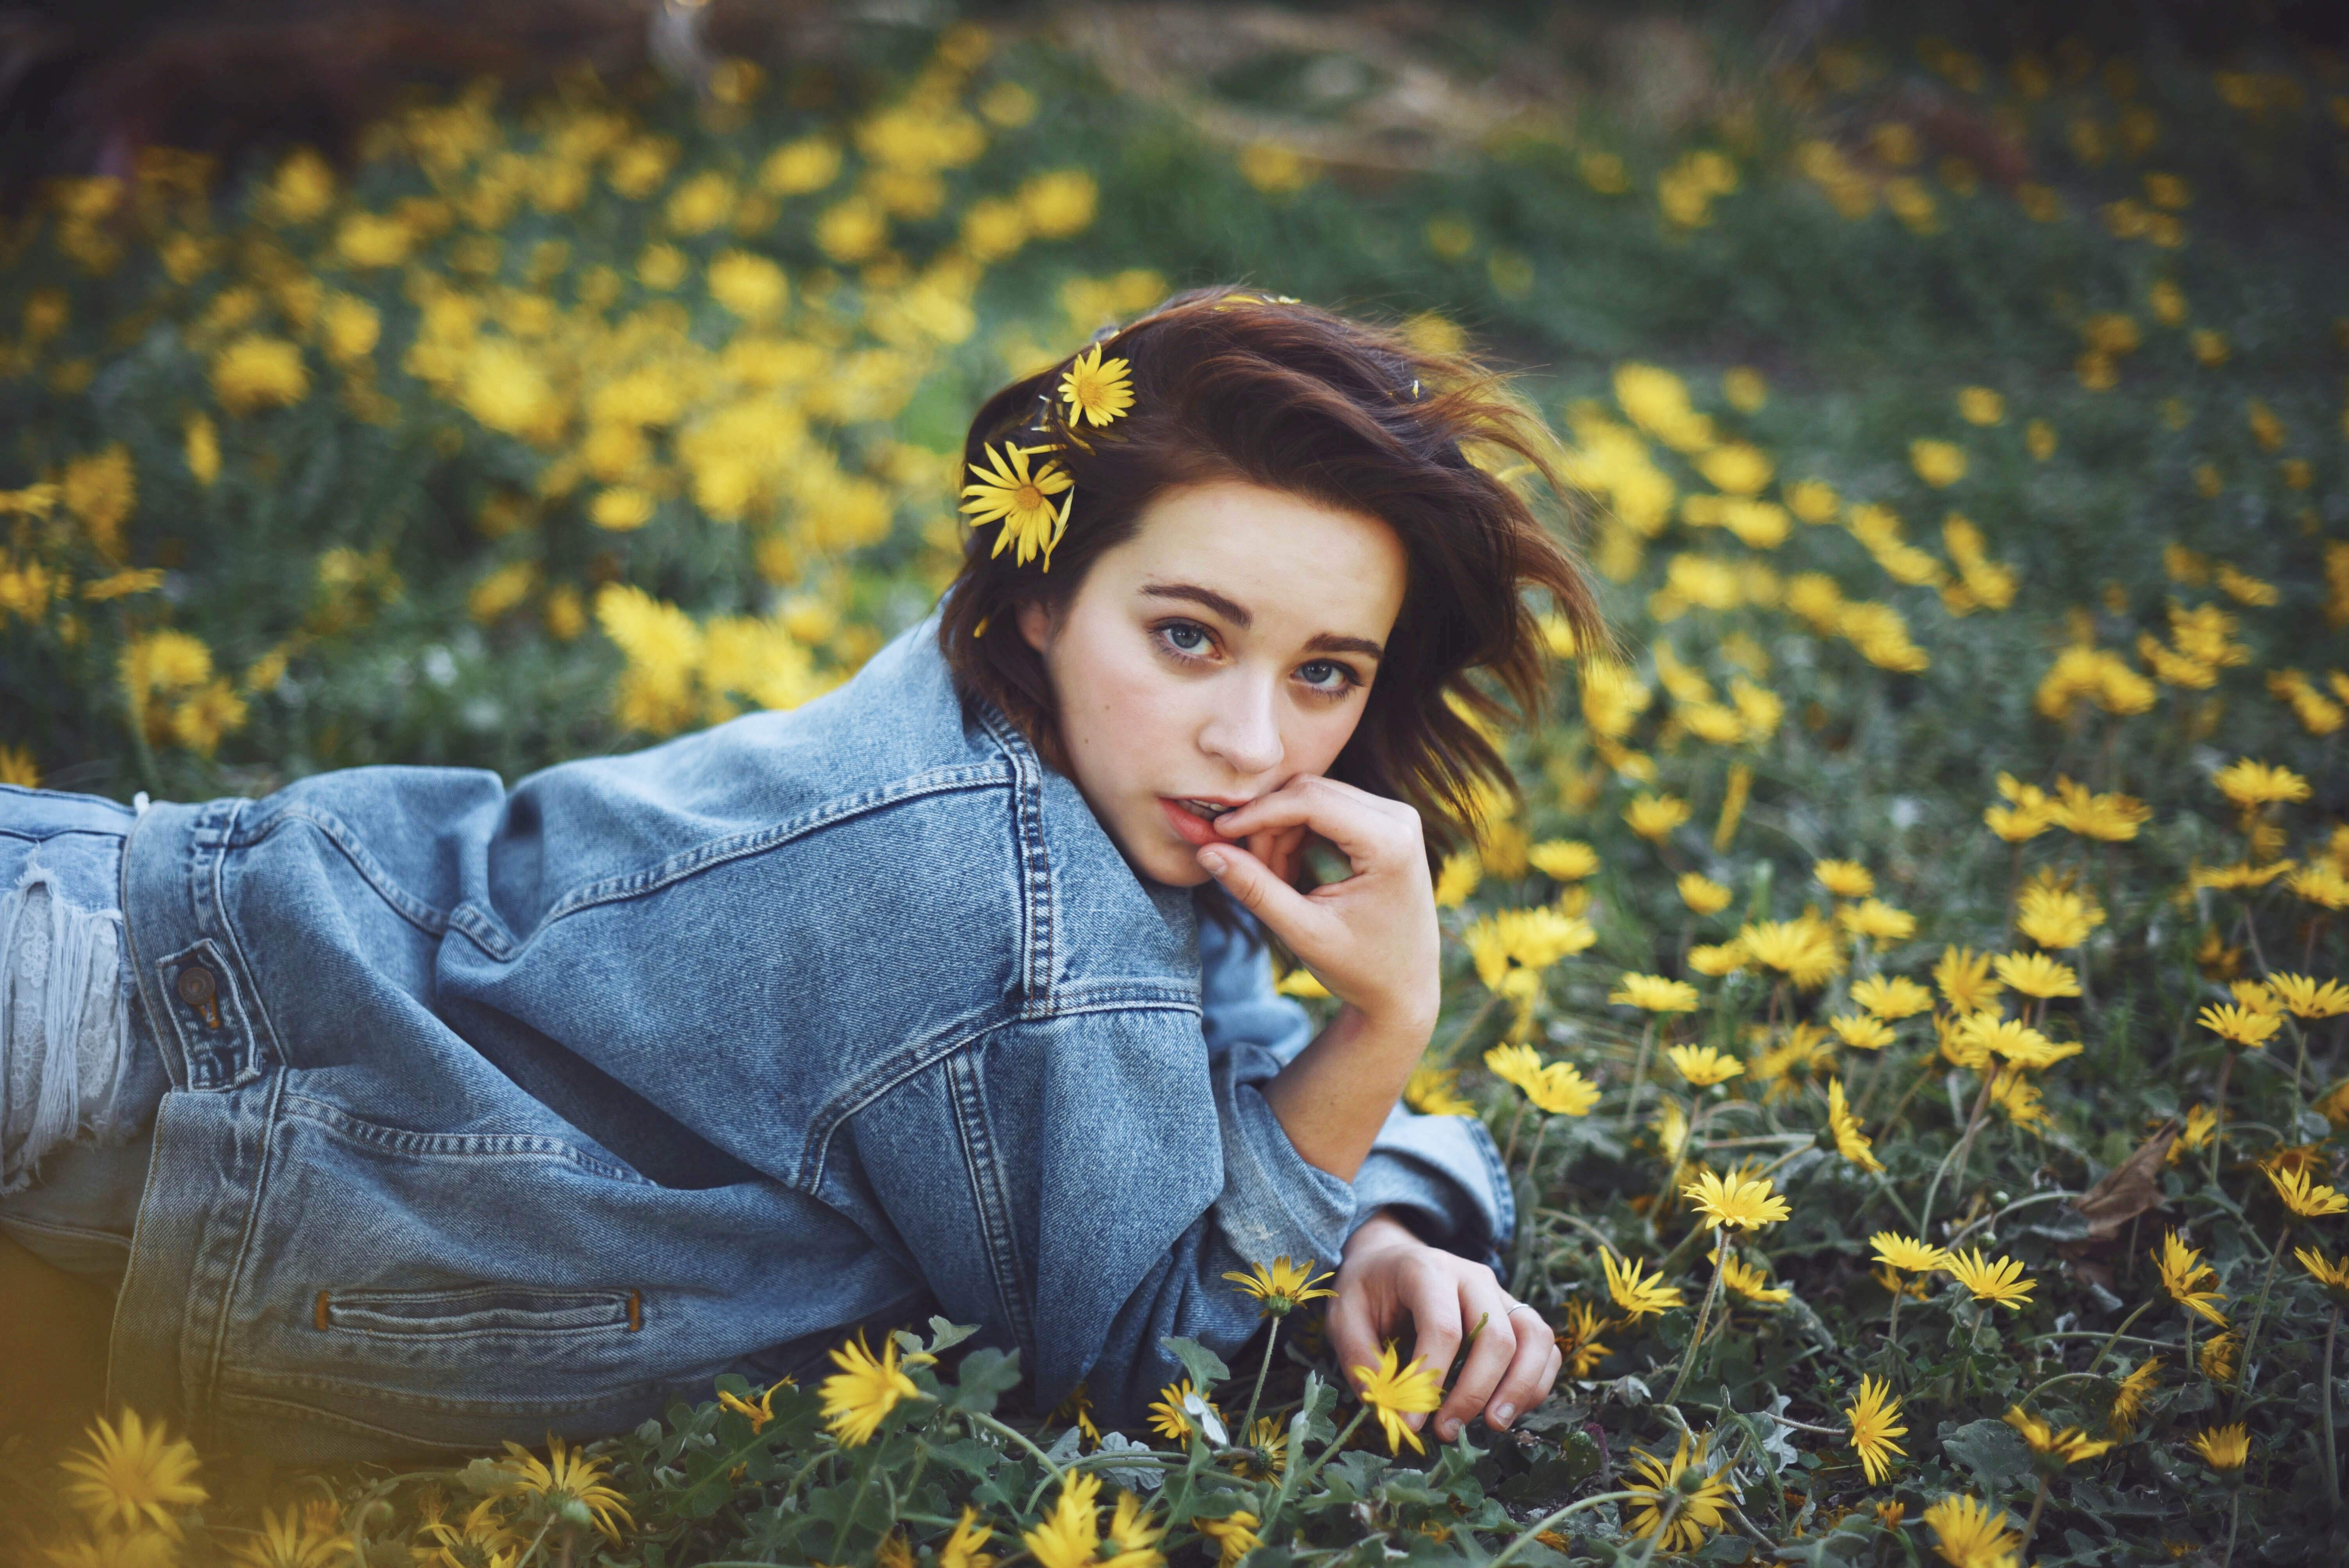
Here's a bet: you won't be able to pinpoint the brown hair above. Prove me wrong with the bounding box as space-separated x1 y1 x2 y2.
939 285 1603 857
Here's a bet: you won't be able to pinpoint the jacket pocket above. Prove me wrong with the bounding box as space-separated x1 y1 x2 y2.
319 1284 642 1341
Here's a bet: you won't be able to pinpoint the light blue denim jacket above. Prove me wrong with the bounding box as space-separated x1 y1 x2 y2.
99 617 1510 1461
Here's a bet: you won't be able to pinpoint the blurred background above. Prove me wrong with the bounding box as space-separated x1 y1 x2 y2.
0 0 2340 804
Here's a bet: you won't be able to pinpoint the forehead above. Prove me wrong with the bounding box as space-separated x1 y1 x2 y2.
1101 480 1408 636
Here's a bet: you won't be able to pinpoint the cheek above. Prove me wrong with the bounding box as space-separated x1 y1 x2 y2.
1287 701 1369 775
1057 643 1185 769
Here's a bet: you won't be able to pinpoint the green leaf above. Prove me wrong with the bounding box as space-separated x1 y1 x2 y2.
1162 1334 1232 1391
1940 1417 2035 1495
943 1347 1023 1414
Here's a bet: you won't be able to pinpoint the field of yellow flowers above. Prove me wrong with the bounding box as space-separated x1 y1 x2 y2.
4 8 2348 1565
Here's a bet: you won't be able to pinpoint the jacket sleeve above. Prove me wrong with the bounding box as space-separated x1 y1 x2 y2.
1198 912 1515 1265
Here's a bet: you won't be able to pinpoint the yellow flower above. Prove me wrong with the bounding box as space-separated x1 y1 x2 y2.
1957 387 2005 425
2215 758 2310 809
1666 1043 1743 1087
1740 916 1843 987
480 1433 635 1544
222 1503 341 1568
60 1409 207 1541
1482 1044 1600 1116
1681 1169 1791 1230
716 1379 791 1433
184 413 221 486
1196 1509 1260 1568
707 251 789 320
1871 1232 1948 1274
2189 1422 2249 1474
2153 1230 2228 1326
1688 941 1748 976
821 1331 923 1445
1532 839 1600 880
1677 871 1732 914
1433 850 1481 907
1910 438 1968 487
959 441 1073 569
2047 776 2150 842
2268 1164 2349 1218
1712 1244 1791 1303
1058 344 1135 427
2200 1331 2240 1380
1465 908 1596 993
1943 1247 2035 1309
760 136 842 194
1837 898 1917 943
1611 972 1698 1013
1019 169 1099 238
1994 951 2080 1000
1934 946 2003 1015
2270 973 2349 1019
2199 1002 2281 1048
1814 859 1875 898
2109 1356 2162 1435
1624 791 1691 841
1351 1341 1444 1455
1222 1256 1335 1318
2017 878 2104 949
1403 1064 1474 1116
1827 1079 1884 1173
939 1506 997 1568
1851 974 1934 1019
2003 1405 2114 1466
1104 1488 1164 1566
1147 1378 1220 1444
1023 1472 1102 1568
334 210 413 267
1626 1432 1733 1553
1922 1494 2022 1568
320 293 380 365
1553 1299 1614 1376
1830 1012 1896 1050
1602 1250 1684 1320
1846 1375 1908 1483
211 333 310 414
591 486 656 532
2296 1245 2349 1307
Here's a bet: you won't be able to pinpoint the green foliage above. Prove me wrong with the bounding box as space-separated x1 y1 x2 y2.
6 7 2349 1566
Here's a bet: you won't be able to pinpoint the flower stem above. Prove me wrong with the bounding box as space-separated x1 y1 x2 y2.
1624 1017 1656 1131
972 1411 1065 1486
2209 1047 2236 1187
2230 1231 2287 1410
1486 1490 1649 1568
1918 1073 1996 1241
1241 1316 1282 1445
1666 1233 1731 1404
2019 1475 2051 1548
2327 1307 2342 1507
1280 1403 1370 1504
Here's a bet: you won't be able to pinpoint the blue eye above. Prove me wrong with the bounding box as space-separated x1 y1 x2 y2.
1162 622 1210 654
1298 660 1355 691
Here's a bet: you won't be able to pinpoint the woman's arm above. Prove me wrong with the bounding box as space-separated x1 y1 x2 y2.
1198 776 1560 1434
1194 775 1438 1180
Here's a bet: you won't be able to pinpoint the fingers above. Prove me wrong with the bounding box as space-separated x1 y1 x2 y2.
1432 1277 1520 1441
1325 1286 1387 1402
1397 1265 1465 1433
1197 839 1326 944
1481 1308 1560 1431
1216 775 1419 872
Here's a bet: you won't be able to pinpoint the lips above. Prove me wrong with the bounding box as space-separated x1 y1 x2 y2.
1159 796 1245 848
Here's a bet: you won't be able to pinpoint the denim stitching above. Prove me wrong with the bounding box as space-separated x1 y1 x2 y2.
946 1049 1035 1351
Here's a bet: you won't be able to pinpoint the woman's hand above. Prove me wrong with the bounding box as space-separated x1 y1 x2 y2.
1330 1212 1561 1440
1195 774 1438 1035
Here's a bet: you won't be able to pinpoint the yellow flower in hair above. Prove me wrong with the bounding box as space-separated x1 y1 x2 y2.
1058 344 1135 427
960 442 1074 569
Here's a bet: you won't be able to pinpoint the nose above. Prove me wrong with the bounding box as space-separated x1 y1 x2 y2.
1198 673 1285 778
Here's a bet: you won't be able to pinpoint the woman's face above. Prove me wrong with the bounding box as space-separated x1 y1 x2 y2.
1019 479 1409 887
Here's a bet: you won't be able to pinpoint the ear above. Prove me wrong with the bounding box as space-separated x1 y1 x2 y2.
1016 597 1055 654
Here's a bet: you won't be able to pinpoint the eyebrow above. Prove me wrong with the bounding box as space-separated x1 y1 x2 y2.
1140 581 1385 661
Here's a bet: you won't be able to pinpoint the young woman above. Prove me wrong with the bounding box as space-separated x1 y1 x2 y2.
0 287 1600 1463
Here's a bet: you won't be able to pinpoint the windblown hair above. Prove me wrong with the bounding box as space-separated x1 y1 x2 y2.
939 285 1604 857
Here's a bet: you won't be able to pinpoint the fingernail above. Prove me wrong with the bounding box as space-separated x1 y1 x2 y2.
1198 848 1227 873
1494 1402 1515 1425
1439 1419 1460 1441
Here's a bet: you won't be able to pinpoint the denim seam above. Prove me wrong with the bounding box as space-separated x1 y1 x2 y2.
213 1370 690 1421
279 1092 654 1185
208 810 287 1073
971 701 1052 1002
191 1071 287 1442
116 801 180 1092
945 1049 1034 1352
235 807 450 937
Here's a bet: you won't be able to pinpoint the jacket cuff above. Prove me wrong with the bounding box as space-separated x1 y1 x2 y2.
1348 1107 1515 1266
1209 1060 1357 1271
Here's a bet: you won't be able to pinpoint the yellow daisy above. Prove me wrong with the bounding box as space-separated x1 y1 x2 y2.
1350 1341 1444 1455
821 1331 924 1446
1057 344 1135 427
1846 1375 1907 1483
959 441 1073 569
59 1408 209 1543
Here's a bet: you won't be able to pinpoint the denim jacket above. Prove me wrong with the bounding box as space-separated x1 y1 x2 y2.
109 617 1512 1461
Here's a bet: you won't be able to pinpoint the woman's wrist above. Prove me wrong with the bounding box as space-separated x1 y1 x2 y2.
1342 1208 1421 1262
